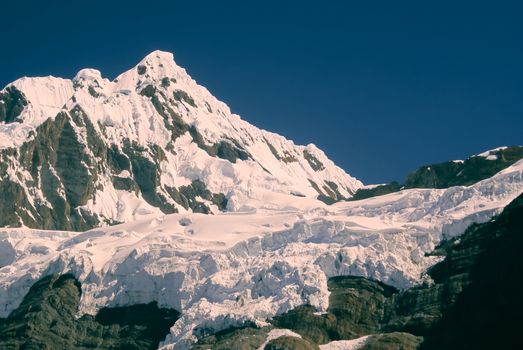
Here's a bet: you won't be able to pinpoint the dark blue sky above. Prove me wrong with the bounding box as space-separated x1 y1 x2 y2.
1 1 522 183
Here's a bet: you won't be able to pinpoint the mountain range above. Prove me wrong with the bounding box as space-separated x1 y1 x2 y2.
0 51 522 350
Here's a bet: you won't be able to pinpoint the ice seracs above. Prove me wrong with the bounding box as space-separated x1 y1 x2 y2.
74 68 104 83
1 160 522 349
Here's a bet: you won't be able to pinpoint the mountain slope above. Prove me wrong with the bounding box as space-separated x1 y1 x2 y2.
0 159 521 349
421 192 523 349
0 51 362 231
4 185 520 350
194 192 523 349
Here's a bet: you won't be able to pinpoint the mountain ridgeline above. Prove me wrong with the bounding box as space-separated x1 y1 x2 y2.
0 50 518 230
0 51 361 231
351 146 523 201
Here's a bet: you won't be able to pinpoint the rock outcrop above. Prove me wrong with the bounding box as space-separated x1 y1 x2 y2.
0 273 180 350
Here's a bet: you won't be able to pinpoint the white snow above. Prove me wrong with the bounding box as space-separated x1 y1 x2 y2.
257 329 303 350
359 184 386 190
0 159 521 349
476 146 508 158
319 336 369 350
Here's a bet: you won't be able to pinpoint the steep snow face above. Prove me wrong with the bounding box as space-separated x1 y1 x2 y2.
0 160 521 349
0 76 74 148
9 76 74 126
0 51 362 229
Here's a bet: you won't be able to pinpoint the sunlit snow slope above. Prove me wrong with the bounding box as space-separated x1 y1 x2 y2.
0 50 361 231
1 159 521 349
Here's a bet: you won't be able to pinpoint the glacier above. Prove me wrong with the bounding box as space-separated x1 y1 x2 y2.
0 159 521 349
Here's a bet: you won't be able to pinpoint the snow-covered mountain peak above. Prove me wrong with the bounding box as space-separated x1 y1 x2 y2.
1 51 523 350
74 68 104 83
138 50 178 72
139 49 176 67
114 50 192 90
0 50 363 230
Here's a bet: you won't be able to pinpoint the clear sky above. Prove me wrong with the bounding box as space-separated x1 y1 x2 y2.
1 1 521 183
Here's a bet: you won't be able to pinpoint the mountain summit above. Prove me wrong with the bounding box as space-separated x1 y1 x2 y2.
0 50 362 230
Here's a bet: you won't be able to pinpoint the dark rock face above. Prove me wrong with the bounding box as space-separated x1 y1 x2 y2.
0 86 28 123
166 179 228 214
329 277 397 338
362 332 423 350
0 111 102 231
271 277 398 344
0 273 180 350
264 137 297 164
420 193 523 350
303 150 324 172
405 146 523 189
350 182 402 201
271 305 335 344
173 89 197 108
308 179 350 204
191 325 269 350
96 302 180 346
0 105 228 231
189 125 251 164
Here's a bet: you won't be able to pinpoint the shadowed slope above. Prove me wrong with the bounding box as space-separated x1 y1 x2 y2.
0 274 180 350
